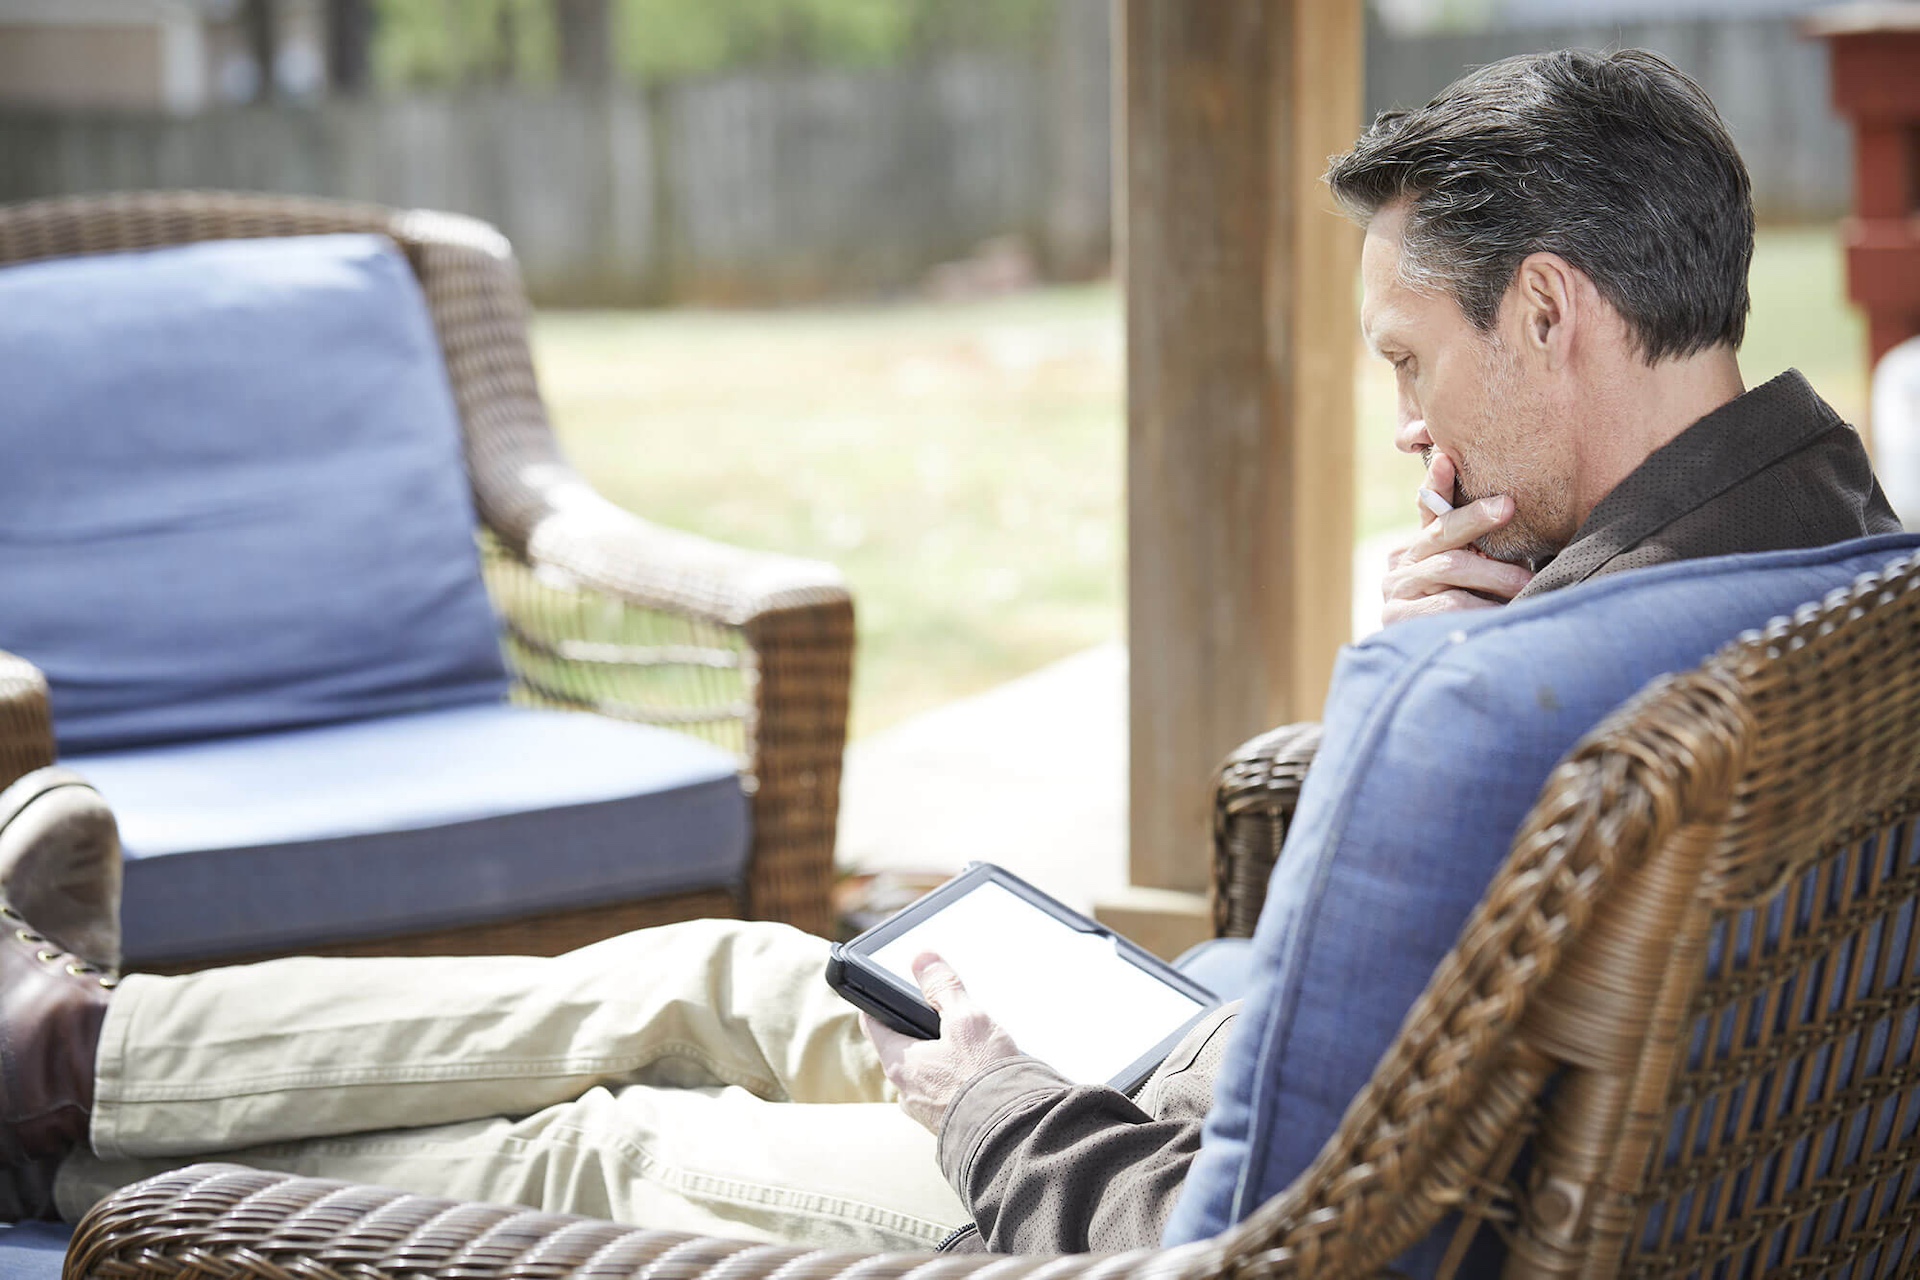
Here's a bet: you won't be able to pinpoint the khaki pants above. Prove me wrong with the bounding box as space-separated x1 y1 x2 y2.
55 919 970 1250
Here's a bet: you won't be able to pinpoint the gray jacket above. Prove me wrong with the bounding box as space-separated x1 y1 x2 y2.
936 369 1899 1255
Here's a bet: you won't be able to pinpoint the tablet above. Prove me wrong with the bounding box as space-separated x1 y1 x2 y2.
826 863 1219 1094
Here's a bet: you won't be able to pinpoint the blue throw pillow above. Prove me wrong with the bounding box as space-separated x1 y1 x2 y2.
0 1221 69 1280
0 234 509 751
1163 533 1920 1276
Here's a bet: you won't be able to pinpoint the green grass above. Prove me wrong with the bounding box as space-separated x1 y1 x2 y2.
532 287 1123 738
532 227 1867 739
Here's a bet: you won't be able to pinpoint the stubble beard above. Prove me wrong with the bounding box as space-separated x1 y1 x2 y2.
1472 495 1561 569
1450 345 1574 571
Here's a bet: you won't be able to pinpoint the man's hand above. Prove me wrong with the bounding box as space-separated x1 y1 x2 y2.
861 952 1024 1134
1381 449 1535 625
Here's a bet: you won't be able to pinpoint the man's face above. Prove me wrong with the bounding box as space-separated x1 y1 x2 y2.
1360 204 1576 567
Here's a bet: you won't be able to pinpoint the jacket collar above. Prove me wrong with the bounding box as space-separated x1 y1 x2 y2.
1518 369 1840 598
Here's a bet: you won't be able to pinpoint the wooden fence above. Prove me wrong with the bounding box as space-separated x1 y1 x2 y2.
0 49 1109 307
1366 14 1851 224
0 9 1850 305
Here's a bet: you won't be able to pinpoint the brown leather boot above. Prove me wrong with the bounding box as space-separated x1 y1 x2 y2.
0 894 115 1193
0 769 122 973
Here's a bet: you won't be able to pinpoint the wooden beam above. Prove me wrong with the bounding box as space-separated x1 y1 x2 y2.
1118 0 1360 896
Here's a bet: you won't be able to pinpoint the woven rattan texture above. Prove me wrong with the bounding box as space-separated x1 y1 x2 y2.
1211 721 1323 938
64 1165 1179 1280
1194 558 1920 1279
1594 562 1920 1280
1621 826 1920 1278
0 648 56 794
0 191 853 939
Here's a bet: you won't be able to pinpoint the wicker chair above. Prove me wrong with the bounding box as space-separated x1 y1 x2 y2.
0 191 853 949
59 550 1920 1277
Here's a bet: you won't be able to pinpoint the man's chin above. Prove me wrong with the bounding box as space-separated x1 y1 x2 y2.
1473 529 1558 572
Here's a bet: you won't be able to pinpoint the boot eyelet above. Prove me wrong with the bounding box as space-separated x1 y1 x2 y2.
15 928 43 945
35 949 59 964
0 905 18 920
64 964 92 978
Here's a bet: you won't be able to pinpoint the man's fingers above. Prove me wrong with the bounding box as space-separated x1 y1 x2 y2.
911 952 970 1013
860 1012 911 1067
1384 547 1535 602
1419 452 1458 527
1410 493 1515 558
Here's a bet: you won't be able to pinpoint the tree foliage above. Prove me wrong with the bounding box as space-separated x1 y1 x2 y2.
372 0 1053 88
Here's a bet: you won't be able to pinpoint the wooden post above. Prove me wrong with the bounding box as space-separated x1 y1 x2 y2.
1805 5 1920 456
1096 0 1360 956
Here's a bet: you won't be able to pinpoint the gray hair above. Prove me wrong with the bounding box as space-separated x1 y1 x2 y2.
1327 49 1753 363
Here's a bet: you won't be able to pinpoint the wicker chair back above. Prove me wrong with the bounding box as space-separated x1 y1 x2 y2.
1197 550 1920 1280
1507 552 1920 1279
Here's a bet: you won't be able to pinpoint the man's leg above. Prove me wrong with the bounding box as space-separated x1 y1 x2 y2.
86 918 887 1160
57 1083 968 1251
1 788 959 1240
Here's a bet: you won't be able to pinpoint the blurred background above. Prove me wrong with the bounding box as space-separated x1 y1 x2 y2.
0 0 1885 907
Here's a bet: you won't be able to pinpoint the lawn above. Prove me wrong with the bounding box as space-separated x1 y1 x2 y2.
531 226 1868 740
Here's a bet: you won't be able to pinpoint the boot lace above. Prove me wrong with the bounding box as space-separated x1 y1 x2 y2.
0 902 118 988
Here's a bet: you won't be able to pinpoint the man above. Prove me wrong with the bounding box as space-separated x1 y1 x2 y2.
0 47 1898 1256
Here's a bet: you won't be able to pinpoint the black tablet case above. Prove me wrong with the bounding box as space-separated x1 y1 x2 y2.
826 862 1219 1094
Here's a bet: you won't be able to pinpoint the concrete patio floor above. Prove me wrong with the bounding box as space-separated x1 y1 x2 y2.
835 528 1407 912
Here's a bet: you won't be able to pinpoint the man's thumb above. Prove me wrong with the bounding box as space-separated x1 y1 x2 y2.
912 952 969 1010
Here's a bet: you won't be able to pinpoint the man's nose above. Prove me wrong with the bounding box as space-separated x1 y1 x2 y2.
1395 416 1433 456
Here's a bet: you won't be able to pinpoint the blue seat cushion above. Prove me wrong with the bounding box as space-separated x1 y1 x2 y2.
0 234 509 754
1164 533 1920 1276
64 703 750 964
1174 938 1256 1004
0 1221 70 1279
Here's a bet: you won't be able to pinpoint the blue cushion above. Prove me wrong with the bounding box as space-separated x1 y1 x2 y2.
1164 533 1920 1275
0 1221 70 1279
1174 938 1256 1004
64 703 750 964
0 234 510 753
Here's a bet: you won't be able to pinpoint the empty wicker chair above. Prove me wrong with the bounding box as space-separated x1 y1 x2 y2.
0 192 852 970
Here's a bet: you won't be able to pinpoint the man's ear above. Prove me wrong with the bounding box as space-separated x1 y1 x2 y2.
1509 252 1581 370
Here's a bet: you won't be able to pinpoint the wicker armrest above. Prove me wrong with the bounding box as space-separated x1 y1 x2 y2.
0 648 56 794
67 1164 1183 1280
1211 721 1323 937
522 488 853 933
396 207 851 632
409 214 855 933
522 480 851 626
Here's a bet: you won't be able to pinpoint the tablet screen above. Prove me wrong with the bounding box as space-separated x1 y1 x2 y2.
869 880 1210 1085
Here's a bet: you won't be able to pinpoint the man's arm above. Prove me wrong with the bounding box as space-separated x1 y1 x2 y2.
863 954 1212 1253
934 1056 1203 1252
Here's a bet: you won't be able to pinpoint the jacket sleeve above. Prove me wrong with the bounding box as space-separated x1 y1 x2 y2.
935 1057 1202 1254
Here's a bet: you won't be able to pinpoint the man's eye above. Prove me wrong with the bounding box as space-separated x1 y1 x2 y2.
1391 356 1414 375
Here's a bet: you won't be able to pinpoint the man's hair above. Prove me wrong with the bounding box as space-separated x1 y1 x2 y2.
1327 48 1753 363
